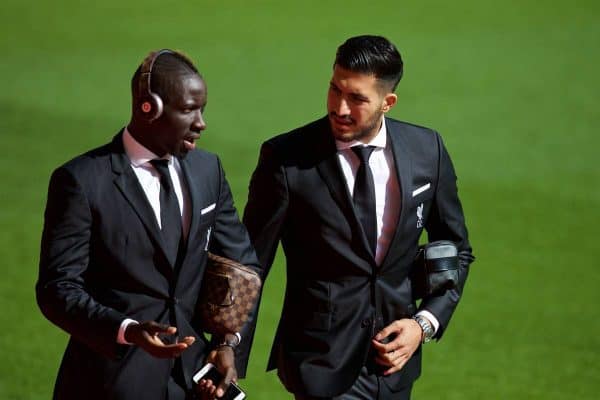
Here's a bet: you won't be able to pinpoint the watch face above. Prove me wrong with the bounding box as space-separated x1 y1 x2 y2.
424 325 433 338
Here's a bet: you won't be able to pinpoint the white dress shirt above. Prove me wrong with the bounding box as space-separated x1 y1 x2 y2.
122 128 191 237
335 119 440 334
116 128 192 344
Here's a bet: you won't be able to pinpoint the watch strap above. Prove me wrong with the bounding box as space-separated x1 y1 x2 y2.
413 315 434 343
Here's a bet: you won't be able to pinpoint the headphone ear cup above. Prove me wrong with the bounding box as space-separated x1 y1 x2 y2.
150 93 163 120
140 93 163 121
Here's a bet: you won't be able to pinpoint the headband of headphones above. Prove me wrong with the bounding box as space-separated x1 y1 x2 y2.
139 49 174 105
138 49 199 121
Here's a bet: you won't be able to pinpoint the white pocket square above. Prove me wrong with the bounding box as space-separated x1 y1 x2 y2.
200 203 216 215
412 183 431 197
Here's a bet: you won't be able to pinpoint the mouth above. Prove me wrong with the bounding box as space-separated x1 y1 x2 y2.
329 113 354 127
182 133 200 151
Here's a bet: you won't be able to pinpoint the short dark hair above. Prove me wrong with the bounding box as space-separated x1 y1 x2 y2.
334 35 403 91
131 50 201 104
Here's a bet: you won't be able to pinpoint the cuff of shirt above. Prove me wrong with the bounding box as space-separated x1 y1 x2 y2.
117 318 139 345
415 310 440 335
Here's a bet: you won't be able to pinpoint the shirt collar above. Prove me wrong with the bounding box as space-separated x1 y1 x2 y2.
335 117 387 151
123 127 172 167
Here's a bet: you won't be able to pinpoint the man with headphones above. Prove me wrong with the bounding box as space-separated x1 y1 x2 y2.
37 49 259 400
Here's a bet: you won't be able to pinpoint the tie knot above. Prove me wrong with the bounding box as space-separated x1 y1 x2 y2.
351 145 376 164
150 158 170 174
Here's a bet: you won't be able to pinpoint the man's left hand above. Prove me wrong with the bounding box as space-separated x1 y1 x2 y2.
371 318 423 375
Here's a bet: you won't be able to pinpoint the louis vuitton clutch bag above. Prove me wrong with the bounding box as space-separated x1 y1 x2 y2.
197 253 262 336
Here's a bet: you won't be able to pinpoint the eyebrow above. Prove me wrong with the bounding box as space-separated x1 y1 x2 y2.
330 81 369 101
178 100 206 111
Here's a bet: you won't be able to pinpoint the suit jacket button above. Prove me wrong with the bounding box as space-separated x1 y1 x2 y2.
361 319 371 328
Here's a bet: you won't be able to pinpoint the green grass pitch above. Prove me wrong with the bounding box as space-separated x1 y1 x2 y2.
1 1 599 398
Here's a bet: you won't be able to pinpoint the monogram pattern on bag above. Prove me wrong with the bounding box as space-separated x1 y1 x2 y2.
198 253 261 335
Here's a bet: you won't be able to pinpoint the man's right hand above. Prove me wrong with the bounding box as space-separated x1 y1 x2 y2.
124 321 195 358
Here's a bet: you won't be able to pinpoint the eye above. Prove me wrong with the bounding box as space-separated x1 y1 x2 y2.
350 95 368 104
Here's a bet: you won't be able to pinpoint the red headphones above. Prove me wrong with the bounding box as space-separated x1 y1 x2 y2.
138 49 174 122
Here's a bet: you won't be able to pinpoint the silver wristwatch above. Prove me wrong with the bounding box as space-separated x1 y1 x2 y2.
216 332 242 349
413 315 434 343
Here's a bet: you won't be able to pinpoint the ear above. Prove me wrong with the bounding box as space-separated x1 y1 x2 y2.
381 93 398 113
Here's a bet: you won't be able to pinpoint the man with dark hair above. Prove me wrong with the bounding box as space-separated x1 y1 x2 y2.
37 49 259 400
241 35 474 399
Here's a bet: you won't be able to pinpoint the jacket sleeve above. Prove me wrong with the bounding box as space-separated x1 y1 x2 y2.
419 132 475 339
243 142 289 272
208 156 260 273
205 155 262 377
36 167 126 359
233 142 289 376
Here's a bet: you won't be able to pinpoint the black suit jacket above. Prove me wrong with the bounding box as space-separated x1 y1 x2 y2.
37 131 259 400
241 116 474 397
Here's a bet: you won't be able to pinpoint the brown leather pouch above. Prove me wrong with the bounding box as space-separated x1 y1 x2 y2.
197 252 262 336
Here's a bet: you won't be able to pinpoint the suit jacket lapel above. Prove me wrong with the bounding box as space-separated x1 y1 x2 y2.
313 118 375 266
109 132 175 273
380 118 413 269
178 155 205 249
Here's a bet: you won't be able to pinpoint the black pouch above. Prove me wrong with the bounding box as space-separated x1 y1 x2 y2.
412 240 459 298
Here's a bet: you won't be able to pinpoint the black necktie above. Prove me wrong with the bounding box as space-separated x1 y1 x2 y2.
351 146 377 255
150 159 182 263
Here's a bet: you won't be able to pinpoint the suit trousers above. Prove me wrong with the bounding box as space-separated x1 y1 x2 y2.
166 376 187 400
166 358 189 400
293 367 412 400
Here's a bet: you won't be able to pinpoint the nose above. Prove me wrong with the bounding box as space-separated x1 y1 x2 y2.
333 97 350 116
192 110 206 131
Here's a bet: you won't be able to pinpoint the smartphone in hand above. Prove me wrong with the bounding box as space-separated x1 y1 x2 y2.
192 363 246 400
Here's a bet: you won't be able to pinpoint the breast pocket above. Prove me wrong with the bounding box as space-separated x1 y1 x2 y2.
409 183 434 230
200 202 216 216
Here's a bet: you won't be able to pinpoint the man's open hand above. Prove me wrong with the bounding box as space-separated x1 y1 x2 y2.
124 321 195 358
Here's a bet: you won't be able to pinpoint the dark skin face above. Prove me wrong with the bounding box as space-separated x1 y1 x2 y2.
129 73 207 158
